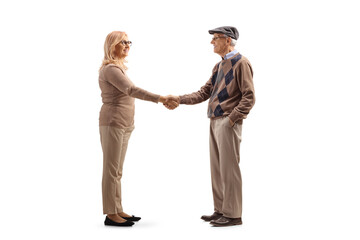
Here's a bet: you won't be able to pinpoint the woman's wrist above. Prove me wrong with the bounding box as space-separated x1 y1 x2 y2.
159 96 165 103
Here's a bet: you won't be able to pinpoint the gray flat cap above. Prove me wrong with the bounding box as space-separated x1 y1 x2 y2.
208 26 239 40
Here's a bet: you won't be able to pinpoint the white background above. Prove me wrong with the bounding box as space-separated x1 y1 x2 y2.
1 0 360 239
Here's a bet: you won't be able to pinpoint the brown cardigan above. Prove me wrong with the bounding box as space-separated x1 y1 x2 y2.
179 53 255 124
99 64 160 129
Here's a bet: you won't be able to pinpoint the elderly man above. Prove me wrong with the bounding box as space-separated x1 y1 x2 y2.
169 26 255 226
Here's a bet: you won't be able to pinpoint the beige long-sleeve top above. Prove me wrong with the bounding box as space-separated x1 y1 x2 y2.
99 64 160 129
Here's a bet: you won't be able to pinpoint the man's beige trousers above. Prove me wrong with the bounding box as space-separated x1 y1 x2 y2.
210 117 243 218
99 125 134 215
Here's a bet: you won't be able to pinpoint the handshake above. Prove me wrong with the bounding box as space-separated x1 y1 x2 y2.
159 95 180 110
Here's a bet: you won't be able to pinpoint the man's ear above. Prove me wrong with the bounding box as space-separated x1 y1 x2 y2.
227 37 231 45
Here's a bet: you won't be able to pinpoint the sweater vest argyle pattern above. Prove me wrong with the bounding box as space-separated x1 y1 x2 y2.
207 54 242 118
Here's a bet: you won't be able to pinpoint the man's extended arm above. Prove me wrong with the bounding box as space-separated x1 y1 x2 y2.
179 79 213 105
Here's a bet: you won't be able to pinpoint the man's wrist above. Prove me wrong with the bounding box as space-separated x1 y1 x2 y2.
229 117 235 127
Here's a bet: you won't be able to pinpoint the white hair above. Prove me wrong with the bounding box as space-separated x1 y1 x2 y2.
221 34 237 46
216 33 237 46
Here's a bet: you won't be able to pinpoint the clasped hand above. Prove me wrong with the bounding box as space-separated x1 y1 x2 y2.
159 95 180 110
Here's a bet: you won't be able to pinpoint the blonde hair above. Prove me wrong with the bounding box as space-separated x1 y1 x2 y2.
100 31 128 71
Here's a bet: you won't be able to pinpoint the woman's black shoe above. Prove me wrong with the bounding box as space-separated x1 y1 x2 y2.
123 215 141 222
104 217 134 227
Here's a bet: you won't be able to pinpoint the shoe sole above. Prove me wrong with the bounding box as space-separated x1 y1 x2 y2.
123 218 141 222
210 222 242 227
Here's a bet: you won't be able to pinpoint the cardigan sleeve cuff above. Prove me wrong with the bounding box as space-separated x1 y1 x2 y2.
228 111 243 125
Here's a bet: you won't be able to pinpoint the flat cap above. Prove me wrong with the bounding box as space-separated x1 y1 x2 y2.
208 26 239 40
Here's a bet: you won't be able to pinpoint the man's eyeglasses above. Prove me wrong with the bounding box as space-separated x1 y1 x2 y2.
212 36 229 41
120 40 132 46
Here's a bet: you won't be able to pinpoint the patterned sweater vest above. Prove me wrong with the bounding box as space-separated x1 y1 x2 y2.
207 53 242 118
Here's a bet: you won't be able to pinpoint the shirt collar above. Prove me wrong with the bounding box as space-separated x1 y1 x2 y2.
223 49 238 60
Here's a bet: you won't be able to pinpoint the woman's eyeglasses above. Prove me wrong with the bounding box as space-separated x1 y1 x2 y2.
120 40 132 46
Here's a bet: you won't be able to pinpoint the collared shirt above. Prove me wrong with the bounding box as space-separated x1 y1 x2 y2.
223 49 239 60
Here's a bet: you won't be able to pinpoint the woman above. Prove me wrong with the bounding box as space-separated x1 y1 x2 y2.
99 31 176 227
